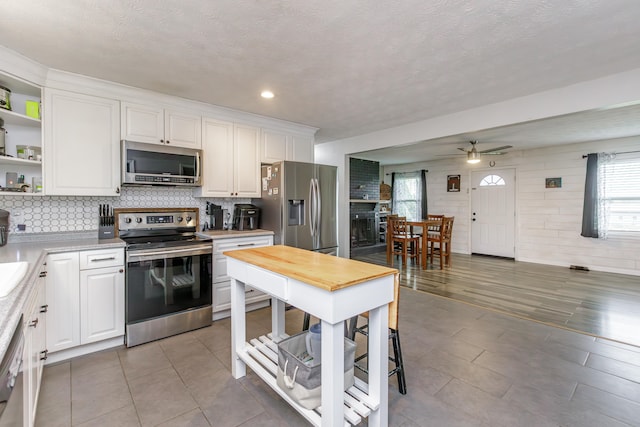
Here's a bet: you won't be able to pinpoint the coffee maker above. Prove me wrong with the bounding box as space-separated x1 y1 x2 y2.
205 202 224 230
232 204 260 231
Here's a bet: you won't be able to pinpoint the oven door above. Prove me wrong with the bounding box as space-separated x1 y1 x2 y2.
126 244 212 324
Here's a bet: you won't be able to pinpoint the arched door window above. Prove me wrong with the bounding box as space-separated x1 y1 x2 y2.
479 174 506 186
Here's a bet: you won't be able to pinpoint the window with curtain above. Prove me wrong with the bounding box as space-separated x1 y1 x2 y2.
391 170 427 221
582 151 640 238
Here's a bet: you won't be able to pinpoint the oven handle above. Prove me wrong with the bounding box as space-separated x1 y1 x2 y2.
127 245 212 262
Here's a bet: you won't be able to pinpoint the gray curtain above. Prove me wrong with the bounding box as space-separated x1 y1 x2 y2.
391 172 396 213
581 153 599 238
421 169 428 218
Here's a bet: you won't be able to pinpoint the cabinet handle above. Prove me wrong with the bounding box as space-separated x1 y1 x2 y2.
119 269 124 273
91 256 116 262
40 350 48 361
160 139 164 143
245 289 254 294
29 318 38 328
166 140 170 144
237 243 256 247
39 271 47 278
40 304 48 313
116 187 120 194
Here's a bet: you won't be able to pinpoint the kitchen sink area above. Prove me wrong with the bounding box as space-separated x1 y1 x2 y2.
0 261 27 297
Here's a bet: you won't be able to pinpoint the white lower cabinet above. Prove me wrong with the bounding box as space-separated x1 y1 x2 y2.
46 248 124 355
80 265 125 344
212 235 273 320
22 263 47 427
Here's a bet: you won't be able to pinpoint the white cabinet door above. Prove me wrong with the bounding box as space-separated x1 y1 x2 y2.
234 124 261 197
165 110 202 149
43 89 120 196
121 102 201 149
289 134 314 163
261 129 288 164
212 235 273 317
121 102 164 145
80 266 125 344
45 252 81 353
261 128 314 164
198 118 235 197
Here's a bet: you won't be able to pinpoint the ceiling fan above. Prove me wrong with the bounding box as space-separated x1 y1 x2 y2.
459 140 513 163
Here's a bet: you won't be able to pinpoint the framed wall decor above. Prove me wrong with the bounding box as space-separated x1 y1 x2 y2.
545 177 562 188
447 175 461 192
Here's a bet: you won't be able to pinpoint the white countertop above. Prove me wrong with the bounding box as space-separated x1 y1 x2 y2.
0 229 273 361
0 236 125 361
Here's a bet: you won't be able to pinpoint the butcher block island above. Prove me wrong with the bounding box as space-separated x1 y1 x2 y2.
224 245 397 427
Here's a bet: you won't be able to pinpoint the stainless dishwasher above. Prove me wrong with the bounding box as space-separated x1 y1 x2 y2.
0 315 24 427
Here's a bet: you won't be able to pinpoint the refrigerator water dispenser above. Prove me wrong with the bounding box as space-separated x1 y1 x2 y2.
288 200 305 226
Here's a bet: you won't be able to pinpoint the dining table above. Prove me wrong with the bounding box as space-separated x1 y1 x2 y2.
386 219 441 269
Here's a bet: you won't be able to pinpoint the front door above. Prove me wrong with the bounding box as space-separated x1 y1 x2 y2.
470 168 516 258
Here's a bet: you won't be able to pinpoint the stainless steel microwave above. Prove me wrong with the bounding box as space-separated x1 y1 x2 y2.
121 140 202 186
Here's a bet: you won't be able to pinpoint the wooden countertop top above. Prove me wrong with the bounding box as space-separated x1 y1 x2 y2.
223 245 397 292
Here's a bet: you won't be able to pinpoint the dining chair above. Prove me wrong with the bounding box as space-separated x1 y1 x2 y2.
348 273 406 394
427 216 454 269
388 216 420 267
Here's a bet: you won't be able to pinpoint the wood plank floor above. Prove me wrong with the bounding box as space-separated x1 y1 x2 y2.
353 251 640 348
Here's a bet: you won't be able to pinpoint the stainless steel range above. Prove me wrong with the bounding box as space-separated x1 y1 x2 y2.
117 208 212 347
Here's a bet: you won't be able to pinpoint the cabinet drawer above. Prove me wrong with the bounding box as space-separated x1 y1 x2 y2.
213 235 273 255
214 281 265 312
79 248 124 270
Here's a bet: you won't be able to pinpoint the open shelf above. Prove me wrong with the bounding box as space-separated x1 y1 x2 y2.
0 156 41 167
240 334 378 427
0 108 40 127
349 199 391 203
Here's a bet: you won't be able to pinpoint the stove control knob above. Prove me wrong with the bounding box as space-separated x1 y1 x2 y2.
185 216 192 223
177 216 183 223
136 217 143 224
125 217 132 224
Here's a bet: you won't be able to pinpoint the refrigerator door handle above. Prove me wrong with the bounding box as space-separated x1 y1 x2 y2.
309 179 316 237
314 178 322 242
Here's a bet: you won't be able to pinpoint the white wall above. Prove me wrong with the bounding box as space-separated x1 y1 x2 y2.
381 136 640 276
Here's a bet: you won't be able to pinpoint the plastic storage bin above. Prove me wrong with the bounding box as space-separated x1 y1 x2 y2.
276 331 356 410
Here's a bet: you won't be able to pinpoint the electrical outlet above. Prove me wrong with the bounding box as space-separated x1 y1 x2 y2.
12 209 25 232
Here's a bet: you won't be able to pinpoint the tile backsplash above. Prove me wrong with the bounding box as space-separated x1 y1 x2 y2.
0 186 250 237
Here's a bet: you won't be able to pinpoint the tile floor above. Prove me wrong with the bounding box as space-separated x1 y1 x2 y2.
37 288 640 426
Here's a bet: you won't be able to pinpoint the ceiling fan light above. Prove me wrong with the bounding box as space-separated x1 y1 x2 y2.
467 149 481 164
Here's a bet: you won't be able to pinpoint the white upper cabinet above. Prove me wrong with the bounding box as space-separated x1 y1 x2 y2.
43 88 121 196
198 118 234 197
234 124 261 197
289 133 314 163
196 118 260 197
121 102 201 149
261 128 314 164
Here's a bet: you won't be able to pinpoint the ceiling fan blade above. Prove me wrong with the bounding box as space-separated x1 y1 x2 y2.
457 147 468 152
479 145 513 154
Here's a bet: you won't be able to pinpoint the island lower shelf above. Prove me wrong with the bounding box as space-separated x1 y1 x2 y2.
241 333 378 427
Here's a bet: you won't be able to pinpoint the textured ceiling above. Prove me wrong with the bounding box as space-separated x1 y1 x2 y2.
2 0 640 146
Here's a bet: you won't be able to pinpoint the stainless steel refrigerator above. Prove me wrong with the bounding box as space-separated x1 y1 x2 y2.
255 161 338 255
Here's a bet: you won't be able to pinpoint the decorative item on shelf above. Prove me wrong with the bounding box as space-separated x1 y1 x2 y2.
5 172 18 188
32 177 42 193
25 100 40 119
380 182 391 200
447 175 461 192
0 85 11 111
16 145 41 160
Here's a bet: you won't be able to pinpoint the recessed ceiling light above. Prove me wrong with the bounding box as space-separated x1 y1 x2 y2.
261 90 275 99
